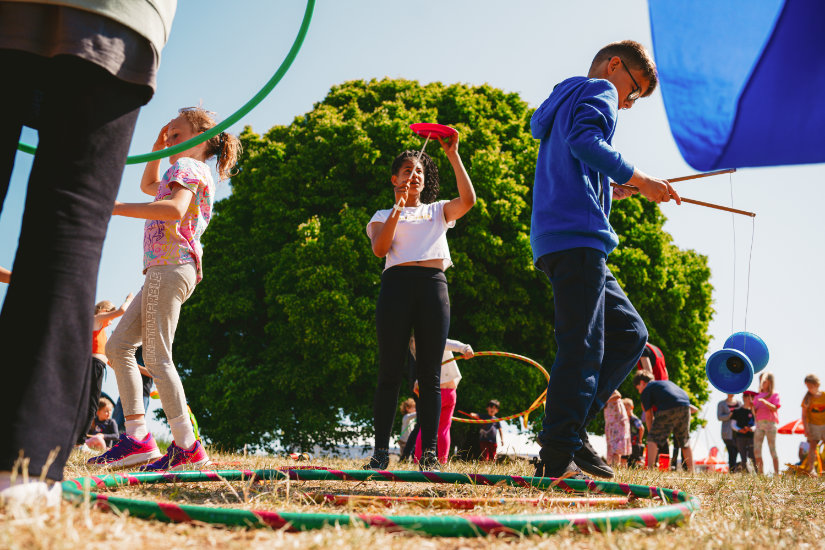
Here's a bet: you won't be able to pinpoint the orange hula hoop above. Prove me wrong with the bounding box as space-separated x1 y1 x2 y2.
443 351 549 425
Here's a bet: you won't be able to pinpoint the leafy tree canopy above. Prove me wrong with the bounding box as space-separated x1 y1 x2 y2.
174 78 713 452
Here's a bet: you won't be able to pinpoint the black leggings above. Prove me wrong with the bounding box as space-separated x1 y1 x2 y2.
373 266 449 454
0 51 149 480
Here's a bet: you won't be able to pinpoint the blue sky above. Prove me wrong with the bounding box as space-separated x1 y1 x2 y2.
1 1 819 466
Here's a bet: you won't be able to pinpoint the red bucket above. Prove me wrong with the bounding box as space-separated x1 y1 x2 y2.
658 454 671 471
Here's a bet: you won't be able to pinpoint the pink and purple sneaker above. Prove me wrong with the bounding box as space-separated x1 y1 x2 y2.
139 440 209 472
86 433 162 468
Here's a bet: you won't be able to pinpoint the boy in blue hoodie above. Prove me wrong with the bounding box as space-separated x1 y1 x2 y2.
530 40 681 480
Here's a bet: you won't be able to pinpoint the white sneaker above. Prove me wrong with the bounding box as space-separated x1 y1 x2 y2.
0 481 62 511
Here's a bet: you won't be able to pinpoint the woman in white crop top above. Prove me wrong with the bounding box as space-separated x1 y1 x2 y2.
363 131 476 471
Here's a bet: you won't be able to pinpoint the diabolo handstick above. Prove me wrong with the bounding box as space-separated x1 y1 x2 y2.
666 168 736 183
610 182 755 217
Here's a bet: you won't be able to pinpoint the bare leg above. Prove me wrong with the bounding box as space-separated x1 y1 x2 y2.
646 442 658 469
682 447 694 472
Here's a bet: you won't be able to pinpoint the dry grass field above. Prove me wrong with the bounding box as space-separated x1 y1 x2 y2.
2 447 823 550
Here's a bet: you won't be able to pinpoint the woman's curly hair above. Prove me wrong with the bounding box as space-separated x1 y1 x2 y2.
390 150 440 204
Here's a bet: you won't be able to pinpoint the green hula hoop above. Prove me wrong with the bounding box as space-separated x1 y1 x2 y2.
16 0 315 164
62 468 699 537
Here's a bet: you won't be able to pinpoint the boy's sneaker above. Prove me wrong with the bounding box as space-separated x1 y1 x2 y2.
87 433 162 468
535 446 590 480
418 450 441 472
139 440 209 472
573 430 614 478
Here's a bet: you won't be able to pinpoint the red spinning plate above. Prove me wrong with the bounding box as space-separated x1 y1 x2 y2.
410 123 457 139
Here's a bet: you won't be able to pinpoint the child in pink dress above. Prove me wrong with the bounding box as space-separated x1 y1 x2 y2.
604 390 631 466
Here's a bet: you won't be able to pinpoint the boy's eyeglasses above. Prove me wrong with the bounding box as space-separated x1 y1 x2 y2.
620 59 642 102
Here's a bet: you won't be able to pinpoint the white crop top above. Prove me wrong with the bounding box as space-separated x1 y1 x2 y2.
366 200 455 271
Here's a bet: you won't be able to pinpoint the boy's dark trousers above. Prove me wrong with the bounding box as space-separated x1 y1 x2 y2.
0 50 149 481
734 434 755 472
77 357 107 444
536 247 647 455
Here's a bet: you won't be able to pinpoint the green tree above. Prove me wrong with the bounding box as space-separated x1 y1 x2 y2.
173 78 713 451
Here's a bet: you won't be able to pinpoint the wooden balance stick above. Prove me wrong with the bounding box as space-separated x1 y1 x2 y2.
666 168 736 183
610 179 755 218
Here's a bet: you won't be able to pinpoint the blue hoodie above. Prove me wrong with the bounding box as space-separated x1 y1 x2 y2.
530 77 635 263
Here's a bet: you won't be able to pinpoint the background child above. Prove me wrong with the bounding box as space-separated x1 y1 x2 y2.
801 374 825 474
89 108 240 471
604 390 631 466
475 399 503 461
731 391 756 472
717 393 742 474
78 294 133 445
622 397 644 467
412 337 474 464
364 132 476 471
634 372 694 472
398 398 417 459
529 40 680 480
753 371 781 474
85 398 119 451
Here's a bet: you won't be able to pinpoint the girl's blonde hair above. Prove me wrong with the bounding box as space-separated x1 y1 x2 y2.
759 371 775 394
400 398 416 414
94 300 115 314
177 107 242 181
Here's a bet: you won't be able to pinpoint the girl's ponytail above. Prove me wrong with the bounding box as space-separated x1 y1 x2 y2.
214 131 242 181
177 107 243 181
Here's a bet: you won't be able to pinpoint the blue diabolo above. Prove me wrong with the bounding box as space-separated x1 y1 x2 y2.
705 332 769 394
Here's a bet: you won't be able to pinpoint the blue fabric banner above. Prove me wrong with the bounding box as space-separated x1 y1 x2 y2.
649 0 825 170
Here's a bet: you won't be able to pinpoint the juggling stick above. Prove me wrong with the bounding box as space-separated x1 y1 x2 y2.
666 168 736 183
610 182 756 217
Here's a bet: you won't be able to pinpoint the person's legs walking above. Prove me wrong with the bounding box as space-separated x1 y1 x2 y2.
437 388 457 463
370 269 414 466
139 264 197 447
753 423 765 473
0 54 147 480
583 272 647 425
536 249 606 455
723 438 739 472
411 269 449 464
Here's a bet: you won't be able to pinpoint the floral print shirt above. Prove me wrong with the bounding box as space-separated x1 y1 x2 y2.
143 158 214 283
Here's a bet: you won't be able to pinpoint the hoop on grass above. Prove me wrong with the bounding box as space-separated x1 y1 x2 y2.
62 468 700 537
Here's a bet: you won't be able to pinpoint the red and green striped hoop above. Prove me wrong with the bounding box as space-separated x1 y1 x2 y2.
62 468 700 537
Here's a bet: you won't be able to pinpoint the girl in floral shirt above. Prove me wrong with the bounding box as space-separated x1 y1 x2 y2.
89 108 240 471
604 390 631 466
